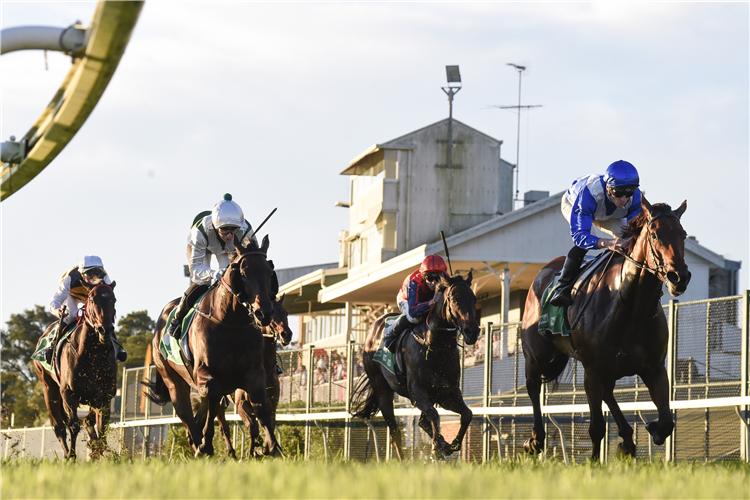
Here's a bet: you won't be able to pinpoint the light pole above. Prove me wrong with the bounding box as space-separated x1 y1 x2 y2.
442 65 461 169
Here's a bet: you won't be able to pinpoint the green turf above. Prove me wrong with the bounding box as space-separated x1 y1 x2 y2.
2 457 748 499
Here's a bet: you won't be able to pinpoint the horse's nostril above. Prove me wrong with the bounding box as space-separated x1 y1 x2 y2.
667 272 680 284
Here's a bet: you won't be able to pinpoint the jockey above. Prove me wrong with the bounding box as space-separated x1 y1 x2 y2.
384 255 449 353
550 160 642 307
45 256 127 363
166 193 259 341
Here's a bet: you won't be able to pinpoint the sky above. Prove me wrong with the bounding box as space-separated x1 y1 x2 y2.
1 2 748 330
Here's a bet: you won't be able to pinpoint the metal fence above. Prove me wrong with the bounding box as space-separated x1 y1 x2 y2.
3 293 749 463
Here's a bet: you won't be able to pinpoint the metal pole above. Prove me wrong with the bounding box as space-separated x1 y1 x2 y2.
740 291 749 461
666 299 678 461
344 340 355 461
447 91 454 170
482 322 493 462
305 344 315 461
514 68 522 204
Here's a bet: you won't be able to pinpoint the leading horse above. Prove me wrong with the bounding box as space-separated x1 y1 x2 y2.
350 273 480 460
521 197 690 460
145 235 282 457
194 294 294 459
33 283 119 460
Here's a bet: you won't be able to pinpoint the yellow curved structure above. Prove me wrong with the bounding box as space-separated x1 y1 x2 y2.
1 1 143 201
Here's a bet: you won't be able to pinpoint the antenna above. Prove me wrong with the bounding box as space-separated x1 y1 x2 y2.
489 63 542 209
441 65 462 169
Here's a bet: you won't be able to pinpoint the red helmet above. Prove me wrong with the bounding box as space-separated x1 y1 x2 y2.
420 255 448 274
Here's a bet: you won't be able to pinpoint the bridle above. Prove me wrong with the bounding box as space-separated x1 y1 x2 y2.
80 284 114 335
218 250 269 317
616 212 680 284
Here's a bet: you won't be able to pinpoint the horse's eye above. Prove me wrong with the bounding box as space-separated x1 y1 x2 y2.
651 232 658 240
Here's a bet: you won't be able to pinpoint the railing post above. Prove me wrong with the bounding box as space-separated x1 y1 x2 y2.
344 340 355 461
40 426 46 458
741 291 749 461
482 322 493 462
120 364 128 423
305 344 315 460
666 299 678 462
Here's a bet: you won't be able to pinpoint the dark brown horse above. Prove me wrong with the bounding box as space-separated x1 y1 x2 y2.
194 294 294 459
350 273 480 460
521 197 690 460
33 283 118 460
145 235 281 457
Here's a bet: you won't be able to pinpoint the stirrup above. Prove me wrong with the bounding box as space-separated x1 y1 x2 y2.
117 348 128 362
166 318 181 340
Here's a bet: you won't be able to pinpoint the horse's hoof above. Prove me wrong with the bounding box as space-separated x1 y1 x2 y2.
523 438 540 455
646 421 658 436
616 442 636 458
449 440 462 454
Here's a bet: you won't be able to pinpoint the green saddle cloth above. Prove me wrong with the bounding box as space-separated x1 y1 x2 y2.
539 278 570 337
31 324 76 372
159 291 209 365
372 316 399 375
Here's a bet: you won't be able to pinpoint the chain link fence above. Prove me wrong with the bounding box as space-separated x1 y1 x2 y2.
3 293 749 462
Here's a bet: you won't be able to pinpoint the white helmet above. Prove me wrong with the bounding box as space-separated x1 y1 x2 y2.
211 193 244 228
78 255 105 274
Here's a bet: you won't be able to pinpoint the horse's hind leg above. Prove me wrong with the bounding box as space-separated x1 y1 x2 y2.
584 369 606 461
215 398 237 459
376 390 404 461
639 365 674 446
437 390 473 456
603 390 635 458
524 356 548 455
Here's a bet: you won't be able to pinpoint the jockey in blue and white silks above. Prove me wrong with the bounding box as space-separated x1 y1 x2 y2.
550 160 643 307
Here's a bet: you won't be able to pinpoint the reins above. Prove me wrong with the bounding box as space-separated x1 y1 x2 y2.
615 212 679 282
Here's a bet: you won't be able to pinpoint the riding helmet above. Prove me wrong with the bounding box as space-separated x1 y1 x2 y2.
420 255 448 274
212 193 244 229
604 160 639 189
78 255 105 274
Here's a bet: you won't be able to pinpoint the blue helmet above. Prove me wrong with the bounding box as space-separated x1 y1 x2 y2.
604 160 639 189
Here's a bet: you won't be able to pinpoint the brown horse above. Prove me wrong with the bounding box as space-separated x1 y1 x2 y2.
33 283 118 460
350 273 480 460
521 197 690 460
194 294 294 459
145 235 281 457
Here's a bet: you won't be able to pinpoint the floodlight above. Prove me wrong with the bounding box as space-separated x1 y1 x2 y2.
446 65 461 84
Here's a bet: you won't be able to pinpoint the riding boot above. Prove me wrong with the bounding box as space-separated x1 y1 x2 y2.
550 256 584 307
166 293 190 341
385 315 412 353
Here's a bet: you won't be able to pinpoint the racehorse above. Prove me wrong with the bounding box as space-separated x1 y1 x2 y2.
350 273 480 460
33 283 118 460
145 235 282 457
193 294 294 459
521 197 690 460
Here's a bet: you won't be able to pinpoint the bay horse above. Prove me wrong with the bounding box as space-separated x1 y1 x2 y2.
521 197 690 460
350 273 480 460
193 294 294 459
145 235 282 457
33 283 118 460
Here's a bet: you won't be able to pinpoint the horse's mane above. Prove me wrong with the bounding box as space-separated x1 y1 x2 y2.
622 202 673 239
435 274 466 292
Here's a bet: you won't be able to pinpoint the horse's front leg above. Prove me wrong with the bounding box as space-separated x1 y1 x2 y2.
438 390 473 456
40 379 70 459
196 394 222 457
215 399 237 459
584 369 606 461
411 386 446 457
603 389 635 458
244 369 282 457
61 387 81 460
524 359 547 455
640 365 674 446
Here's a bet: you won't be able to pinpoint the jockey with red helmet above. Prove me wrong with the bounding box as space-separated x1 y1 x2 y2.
550 160 642 306
384 255 449 353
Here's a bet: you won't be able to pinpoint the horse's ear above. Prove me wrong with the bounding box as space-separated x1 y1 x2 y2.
278 293 286 305
261 235 270 253
110 281 116 290
641 194 653 216
233 233 244 252
465 271 473 285
674 200 687 219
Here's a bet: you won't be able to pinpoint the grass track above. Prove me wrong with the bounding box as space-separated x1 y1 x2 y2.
2 458 749 499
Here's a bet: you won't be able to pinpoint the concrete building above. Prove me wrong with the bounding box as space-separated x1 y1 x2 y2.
278 119 741 348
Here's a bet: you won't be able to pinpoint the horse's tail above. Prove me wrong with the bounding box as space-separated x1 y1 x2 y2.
349 371 379 420
541 352 570 391
142 370 170 406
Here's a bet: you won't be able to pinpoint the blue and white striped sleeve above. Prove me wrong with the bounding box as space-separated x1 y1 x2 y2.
570 187 600 250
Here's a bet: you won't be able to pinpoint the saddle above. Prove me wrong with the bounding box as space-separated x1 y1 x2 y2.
374 323 409 393
160 288 213 367
540 251 614 339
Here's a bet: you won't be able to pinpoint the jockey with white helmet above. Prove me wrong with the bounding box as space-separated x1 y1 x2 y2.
45 256 126 363
166 194 258 340
550 160 643 306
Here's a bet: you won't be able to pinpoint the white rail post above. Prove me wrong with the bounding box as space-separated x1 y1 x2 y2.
740 291 749 461
482 322 493 462
665 299 678 462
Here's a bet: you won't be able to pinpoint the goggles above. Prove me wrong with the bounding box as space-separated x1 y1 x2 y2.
424 272 441 283
82 268 103 278
609 186 636 199
218 226 240 235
